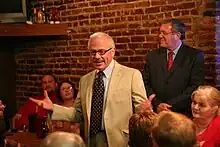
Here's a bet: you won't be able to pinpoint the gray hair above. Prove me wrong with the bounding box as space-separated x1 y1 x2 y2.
88 32 115 49
161 19 186 40
41 131 86 147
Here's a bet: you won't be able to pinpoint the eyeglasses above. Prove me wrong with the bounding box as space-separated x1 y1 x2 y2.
61 86 73 91
158 31 174 36
90 48 112 56
42 80 55 85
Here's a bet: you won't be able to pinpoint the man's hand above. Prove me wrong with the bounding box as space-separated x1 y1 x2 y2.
0 100 5 117
29 90 54 111
136 94 156 113
157 103 172 113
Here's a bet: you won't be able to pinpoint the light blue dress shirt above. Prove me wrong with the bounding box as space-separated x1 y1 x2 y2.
167 42 182 60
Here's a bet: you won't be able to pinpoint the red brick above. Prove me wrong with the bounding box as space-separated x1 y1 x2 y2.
182 10 190 15
127 16 135 21
68 16 77 21
67 3 77 9
178 2 195 9
121 50 135 55
143 43 158 49
95 6 107 12
131 36 145 42
161 5 177 11
130 56 145 62
166 0 181 4
79 20 89 26
128 43 142 49
115 0 127 3
82 8 94 13
115 44 128 50
54 0 63 5
173 10 181 16
103 12 115 17
191 9 199 15
151 0 166 6
135 1 150 7
78 2 89 7
146 6 160 14
78 14 89 20
103 23 126 31
128 23 141 28
89 1 101 6
115 56 129 62
135 49 148 55
116 37 130 43
91 19 101 25
90 13 102 19
131 9 144 15
108 31 121 36
136 28 150 35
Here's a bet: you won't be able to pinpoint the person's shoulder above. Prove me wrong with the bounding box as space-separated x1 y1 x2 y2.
80 70 95 81
116 62 140 73
182 44 203 54
148 47 164 55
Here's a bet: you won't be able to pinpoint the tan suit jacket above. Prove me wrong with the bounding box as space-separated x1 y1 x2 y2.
51 61 147 147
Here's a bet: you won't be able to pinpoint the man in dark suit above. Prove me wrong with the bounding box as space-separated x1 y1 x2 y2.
143 19 204 116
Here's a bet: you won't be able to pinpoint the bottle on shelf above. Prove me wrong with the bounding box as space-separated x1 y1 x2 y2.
32 7 38 24
42 4 47 24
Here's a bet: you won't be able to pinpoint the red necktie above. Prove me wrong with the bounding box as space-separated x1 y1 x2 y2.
168 51 174 71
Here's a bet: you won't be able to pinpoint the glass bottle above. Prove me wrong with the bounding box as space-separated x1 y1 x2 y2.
37 4 44 24
42 117 49 137
42 5 47 23
36 116 49 138
33 7 38 24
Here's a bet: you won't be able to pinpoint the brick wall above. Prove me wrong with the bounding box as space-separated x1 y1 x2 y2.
15 0 216 105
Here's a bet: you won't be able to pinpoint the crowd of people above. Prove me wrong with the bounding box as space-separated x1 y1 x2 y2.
0 18 219 147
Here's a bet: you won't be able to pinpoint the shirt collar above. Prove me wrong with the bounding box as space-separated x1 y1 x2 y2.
96 59 114 78
167 42 182 55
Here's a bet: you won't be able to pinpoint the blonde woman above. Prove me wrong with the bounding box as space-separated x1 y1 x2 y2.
191 86 220 147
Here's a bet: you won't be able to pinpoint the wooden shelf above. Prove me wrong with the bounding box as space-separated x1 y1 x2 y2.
0 23 68 36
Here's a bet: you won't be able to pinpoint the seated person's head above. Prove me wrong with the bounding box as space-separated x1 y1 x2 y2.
58 81 77 102
129 111 157 147
191 85 220 120
41 74 57 94
41 131 85 147
152 111 197 147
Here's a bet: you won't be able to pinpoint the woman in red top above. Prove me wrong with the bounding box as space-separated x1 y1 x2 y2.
191 86 220 147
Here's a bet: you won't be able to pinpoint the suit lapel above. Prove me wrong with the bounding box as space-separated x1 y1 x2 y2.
86 71 96 123
167 44 186 77
106 61 122 101
160 48 169 76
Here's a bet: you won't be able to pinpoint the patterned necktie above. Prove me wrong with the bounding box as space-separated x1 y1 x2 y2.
90 71 105 136
168 51 174 71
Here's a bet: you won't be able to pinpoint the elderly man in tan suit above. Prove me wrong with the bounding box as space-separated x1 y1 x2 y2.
30 32 152 147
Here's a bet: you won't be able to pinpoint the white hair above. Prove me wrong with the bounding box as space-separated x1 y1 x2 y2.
88 32 115 49
41 131 86 147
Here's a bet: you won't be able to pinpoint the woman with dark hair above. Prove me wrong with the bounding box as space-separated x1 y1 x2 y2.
50 81 81 136
57 81 78 107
